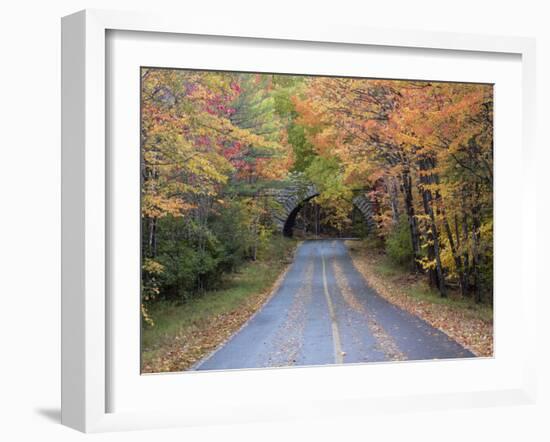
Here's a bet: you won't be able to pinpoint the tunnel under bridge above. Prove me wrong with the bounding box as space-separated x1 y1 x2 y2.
268 184 377 237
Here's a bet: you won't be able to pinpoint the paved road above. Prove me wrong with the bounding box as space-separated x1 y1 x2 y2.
195 240 474 370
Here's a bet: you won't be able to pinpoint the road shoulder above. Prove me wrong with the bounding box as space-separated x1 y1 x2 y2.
141 238 299 373
345 240 493 357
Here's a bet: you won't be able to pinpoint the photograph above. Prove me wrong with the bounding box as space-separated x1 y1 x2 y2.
140 68 494 374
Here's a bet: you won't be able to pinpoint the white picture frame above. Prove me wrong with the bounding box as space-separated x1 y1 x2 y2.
61 9 537 433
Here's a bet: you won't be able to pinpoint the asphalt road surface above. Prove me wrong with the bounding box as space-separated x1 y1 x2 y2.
195 239 474 370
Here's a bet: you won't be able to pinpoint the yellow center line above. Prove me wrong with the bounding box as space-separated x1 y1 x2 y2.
321 250 344 364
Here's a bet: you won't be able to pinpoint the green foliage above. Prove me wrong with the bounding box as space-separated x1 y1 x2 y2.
153 216 223 300
288 124 316 172
305 156 353 231
209 199 252 271
140 194 277 307
271 79 317 173
385 217 414 267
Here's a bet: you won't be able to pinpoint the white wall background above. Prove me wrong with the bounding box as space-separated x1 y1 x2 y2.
0 1 547 440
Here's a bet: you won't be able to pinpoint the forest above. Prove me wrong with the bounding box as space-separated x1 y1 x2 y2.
141 68 493 328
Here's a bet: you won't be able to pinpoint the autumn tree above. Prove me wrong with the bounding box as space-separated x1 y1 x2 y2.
295 76 493 300
140 68 493 323
140 69 290 315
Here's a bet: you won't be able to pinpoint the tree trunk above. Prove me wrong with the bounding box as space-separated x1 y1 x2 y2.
461 211 470 287
418 157 447 297
401 166 422 272
471 184 482 303
145 216 157 258
443 217 467 297
389 176 400 224
315 203 320 237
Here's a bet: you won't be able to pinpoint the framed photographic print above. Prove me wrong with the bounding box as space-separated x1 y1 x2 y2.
61 9 537 432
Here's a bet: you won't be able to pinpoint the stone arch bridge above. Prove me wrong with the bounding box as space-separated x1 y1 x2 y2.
267 184 376 237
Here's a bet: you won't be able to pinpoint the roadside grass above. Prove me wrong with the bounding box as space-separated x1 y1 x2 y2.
405 279 493 323
367 252 493 323
141 236 298 373
346 239 493 357
141 262 286 352
371 257 402 278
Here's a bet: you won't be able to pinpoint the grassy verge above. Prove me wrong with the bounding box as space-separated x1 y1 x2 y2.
141 236 298 373
346 239 493 357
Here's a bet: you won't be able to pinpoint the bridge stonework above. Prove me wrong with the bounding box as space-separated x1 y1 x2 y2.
269 184 377 236
351 194 377 231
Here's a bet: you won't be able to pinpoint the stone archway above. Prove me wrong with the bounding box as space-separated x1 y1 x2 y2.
271 184 377 237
